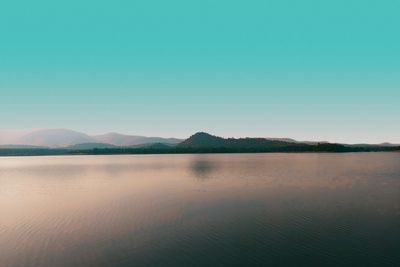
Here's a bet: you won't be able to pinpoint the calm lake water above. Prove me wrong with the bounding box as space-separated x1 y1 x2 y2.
0 153 399 267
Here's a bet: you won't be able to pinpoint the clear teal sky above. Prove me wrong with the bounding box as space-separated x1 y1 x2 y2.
1 0 399 143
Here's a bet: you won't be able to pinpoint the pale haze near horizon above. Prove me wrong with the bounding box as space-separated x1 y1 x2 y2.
1 0 399 143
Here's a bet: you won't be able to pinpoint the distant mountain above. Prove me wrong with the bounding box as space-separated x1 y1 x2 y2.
178 132 225 147
64 143 118 150
265 137 297 142
92 133 182 146
130 142 176 149
179 132 308 149
17 129 96 147
0 129 36 145
345 142 400 147
265 137 328 145
0 129 183 148
0 144 49 149
177 132 400 153
1 129 398 151
1 131 399 156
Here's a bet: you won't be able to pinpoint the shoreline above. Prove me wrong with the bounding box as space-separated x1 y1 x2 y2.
1 148 399 157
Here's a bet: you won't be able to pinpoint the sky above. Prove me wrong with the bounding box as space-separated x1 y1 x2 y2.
0 0 399 143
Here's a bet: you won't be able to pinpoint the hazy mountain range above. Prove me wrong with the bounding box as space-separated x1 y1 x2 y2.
0 129 182 149
0 129 398 151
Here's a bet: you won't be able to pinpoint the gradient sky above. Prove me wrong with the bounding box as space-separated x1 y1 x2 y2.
1 0 399 143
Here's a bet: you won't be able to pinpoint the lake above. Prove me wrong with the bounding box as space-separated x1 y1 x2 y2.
0 153 399 267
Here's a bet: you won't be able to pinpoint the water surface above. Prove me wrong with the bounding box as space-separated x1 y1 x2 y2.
1 153 399 267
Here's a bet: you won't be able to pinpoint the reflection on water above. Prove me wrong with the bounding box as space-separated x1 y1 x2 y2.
0 153 399 267
190 156 218 179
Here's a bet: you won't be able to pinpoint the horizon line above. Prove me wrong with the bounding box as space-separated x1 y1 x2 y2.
0 128 398 145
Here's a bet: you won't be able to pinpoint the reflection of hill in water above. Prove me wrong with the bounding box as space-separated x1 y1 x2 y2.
190 158 218 179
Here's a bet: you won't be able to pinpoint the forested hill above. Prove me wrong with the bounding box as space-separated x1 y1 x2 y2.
179 132 310 149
